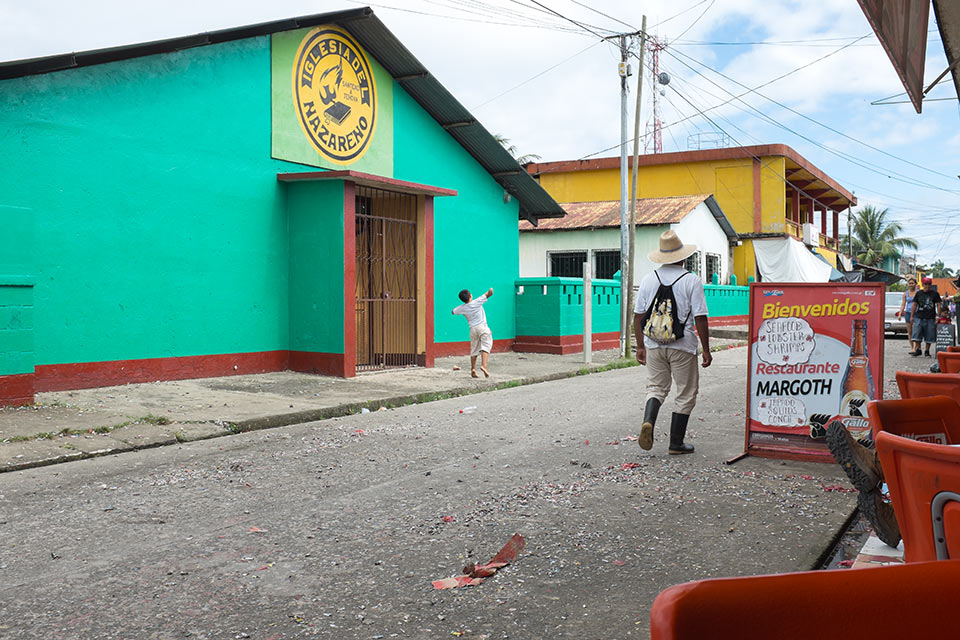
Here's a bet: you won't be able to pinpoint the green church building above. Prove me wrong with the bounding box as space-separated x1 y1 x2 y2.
0 7 563 405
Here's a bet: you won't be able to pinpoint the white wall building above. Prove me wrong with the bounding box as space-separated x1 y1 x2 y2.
519 194 739 284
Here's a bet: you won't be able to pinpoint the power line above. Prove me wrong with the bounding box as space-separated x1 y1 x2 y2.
672 0 715 41
657 45 960 195
347 0 583 35
651 0 712 29
471 40 602 110
532 35 871 178
660 67 960 234
667 45 960 184
566 0 636 31
672 28 938 46
516 0 613 39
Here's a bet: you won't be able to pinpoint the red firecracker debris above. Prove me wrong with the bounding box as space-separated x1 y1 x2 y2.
442 515 455 523
621 462 641 470
837 559 855 567
822 484 854 492
432 533 526 590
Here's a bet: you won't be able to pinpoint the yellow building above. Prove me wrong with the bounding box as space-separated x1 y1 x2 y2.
527 144 856 284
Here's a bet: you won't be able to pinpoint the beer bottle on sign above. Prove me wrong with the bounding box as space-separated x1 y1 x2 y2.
839 319 875 417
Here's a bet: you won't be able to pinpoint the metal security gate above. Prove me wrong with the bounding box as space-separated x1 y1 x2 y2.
355 186 418 371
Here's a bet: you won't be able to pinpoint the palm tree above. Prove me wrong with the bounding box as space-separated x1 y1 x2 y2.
928 259 956 278
493 134 541 166
848 206 918 267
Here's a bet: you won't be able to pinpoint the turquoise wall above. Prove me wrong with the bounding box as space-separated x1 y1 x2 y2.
1 31 526 374
515 278 621 336
703 284 749 317
391 90 520 344
0 38 316 367
0 281 34 376
287 181 345 353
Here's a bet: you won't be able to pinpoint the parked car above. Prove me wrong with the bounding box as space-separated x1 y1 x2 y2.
885 291 908 335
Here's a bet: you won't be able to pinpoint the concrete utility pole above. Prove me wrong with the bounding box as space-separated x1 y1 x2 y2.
605 28 644 359
618 34 631 358
628 16 648 352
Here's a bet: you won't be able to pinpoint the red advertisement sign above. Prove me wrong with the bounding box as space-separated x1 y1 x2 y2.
744 282 885 462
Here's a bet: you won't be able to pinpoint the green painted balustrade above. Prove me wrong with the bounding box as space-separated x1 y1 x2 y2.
515 278 621 337
515 277 749 339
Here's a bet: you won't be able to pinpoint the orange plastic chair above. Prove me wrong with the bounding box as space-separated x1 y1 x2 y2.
866 396 960 444
948 346 960 353
895 371 960 403
650 560 960 639
938 351 960 374
876 431 960 562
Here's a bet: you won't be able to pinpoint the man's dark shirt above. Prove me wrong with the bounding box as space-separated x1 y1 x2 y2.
914 289 942 319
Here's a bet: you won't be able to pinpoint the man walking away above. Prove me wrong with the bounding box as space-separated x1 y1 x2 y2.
633 230 712 454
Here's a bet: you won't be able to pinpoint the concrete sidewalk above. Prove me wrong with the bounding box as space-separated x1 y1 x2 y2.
1 347 684 473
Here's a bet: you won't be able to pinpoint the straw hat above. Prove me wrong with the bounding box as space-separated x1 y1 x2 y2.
648 230 697 264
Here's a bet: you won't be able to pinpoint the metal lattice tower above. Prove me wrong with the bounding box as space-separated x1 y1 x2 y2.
644 37 668 154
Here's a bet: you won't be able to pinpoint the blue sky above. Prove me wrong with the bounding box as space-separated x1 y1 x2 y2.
1 0 957 265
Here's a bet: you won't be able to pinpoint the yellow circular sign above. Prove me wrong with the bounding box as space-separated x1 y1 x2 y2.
292 26 377 164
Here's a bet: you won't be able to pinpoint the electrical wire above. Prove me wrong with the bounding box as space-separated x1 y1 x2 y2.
653 44 960 195
343 0 588 35
667 45 960 184
515 0 614 39
471 40 603 109
672 0 715 41
651 0 712 29
566 0 637 31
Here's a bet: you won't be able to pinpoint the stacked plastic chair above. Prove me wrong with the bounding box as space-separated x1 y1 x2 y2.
649 560 960 639
650 395 960 637
937 351 960 373
867 396 960 562
896 371 960 402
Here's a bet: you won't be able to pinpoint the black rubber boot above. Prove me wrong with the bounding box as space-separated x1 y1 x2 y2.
638 398 661 451
668 412 694 454
667 413 693 455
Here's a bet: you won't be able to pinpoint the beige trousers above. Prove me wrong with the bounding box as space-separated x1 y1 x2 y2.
646 347 700 415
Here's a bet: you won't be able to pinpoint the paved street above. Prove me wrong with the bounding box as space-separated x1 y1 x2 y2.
0 345 863 640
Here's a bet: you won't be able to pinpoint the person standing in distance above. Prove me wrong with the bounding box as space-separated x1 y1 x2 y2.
910 276 941 357
452 287 494 378
633 230 711 454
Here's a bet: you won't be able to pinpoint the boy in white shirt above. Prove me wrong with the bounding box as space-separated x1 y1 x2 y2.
452 287 494 378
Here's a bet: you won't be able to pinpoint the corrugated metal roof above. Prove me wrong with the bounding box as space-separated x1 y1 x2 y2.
0 7 564 223
520 194 715 231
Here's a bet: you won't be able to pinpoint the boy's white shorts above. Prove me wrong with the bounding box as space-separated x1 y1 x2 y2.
470 324 493 356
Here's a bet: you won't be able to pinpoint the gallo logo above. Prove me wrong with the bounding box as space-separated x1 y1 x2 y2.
292 26 377 164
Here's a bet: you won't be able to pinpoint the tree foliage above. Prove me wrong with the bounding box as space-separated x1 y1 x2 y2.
494 134 541 166
927 260 956 278
848 206 918 267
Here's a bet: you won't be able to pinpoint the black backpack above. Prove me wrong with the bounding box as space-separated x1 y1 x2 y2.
642 271 691 344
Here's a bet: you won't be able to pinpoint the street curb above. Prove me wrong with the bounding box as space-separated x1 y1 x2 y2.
231 367 615 434
0 424 230 475
0 361 635 474
711 328 748 340
808 505 861 570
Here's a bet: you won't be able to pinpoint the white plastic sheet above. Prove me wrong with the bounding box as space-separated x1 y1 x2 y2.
753 237 833 283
